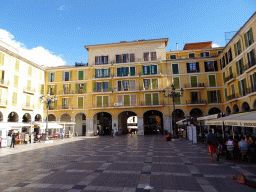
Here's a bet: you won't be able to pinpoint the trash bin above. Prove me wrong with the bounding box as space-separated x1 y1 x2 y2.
7 136 12 147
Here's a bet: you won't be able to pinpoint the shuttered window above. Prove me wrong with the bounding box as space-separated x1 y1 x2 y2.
191 76 197 87
244 27 254 48
0 52 4 66
145 94 151 105
223 72 226 84
103 96 108 107
131 95 136 106
224 88 228 101
15 60 19 72
173 77 180 89
231 84 235 95
124 95 130 106
40 84 44 95
27 80 31 91
129 80 136 90
28 66 32 77
153 93 159 105
78 97 83 109
208 75 216 87
130 67 135 76
174 92 181 104
117 95 122 104
145 93 159 105
12 92 17 106
96 96 102 107
78 70 84 80
172 64 179 74
14 75 19 88
152 79 158 89
48 72 55 82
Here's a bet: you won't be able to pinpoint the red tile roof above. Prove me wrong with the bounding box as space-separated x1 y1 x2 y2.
183 41 212 50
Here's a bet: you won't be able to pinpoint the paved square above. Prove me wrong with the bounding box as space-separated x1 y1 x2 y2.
0 135 256 192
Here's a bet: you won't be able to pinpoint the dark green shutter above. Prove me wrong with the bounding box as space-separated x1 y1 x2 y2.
48 85 50 94
209 75 216 87
103 96 108 107
130 67 135 76
207 91 211 103
117 68 120 77
78 97 83 109
75 83 78 94
244 79 247 95
108 68 110 77
249 28 254 43
54 85 57 95
97 96 102 107
238 81 242 96
145 94 151 105
217 90 221 103
236 62 239 76
108 81 112 92
153 93 159 105
95 69 97 78
93 82 96 92
142 66 144 75
241 58 244 74
172 64 179 74
229 66 233 76
83 82 87 93
244 33 248 48
223 72 226 84
234 44 237 57
124 95 130 106
153 65 157 74
173 77 180 89
174 93 180 104
191 76 197 87
147 66 150 74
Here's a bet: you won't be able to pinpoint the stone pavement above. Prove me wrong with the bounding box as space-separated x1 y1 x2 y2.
0 135 256 192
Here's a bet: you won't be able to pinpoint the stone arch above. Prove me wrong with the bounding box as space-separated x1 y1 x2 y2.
170 108 186 117
118 110 138 134
253 99 256 110
232 104 239 114
208 107 222 115
60 113 72 122
94 112 112 135
189 108 204 124
22 113 31 122
142 109 163 117
35 114 42 121
0 111 3 122
47 114 57 121
74 112 86 136
226 106 231 116
8 111 19 122
143 110 163 135
241 102 251 112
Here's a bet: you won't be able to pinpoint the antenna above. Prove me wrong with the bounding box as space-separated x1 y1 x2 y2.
225 31 237 44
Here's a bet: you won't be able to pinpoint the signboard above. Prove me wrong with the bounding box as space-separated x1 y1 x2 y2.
25 134 29 142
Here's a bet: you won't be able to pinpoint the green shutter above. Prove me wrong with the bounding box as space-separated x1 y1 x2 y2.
108 68 110 77
173 77 180 89
147 66 150 74
130 67 135 76
234 44 237 57
15 60 19 71
62 71 65 81
41 84 44 95
117 68 121 77
75 83 78 94
236 62 239 76
63 84 65 93
124 95 130 106
153 65 157 74
152 79 158 89
69 84 71 92
153 93 159 105
223 72 226 84
47 85 50 94
14 75 19 88
62 98 64 108
0 53 4 66
238 40 242 53
54 85 57 95
12 92 17 106
145 94 151 105
83 82 87 93
225 88 228 101
172 64 179 74
191 76 197 87
125 67 129 76
93 82 96 92
95 69 97 78
142 66 144 75
249 28 254 43
244 33 248 48
103 96 108 107
174 93 180 104
209 75 216 87
69 71 72 81
54 100 57 109
207 91 211 103
78 97 83 109
217 90 221 103
108 81 112 92
78 71 84 80
97 96 102 107
229 66 233 76
238 81 242 96
244 79 247 95
48 72 51 82
241 58 244 74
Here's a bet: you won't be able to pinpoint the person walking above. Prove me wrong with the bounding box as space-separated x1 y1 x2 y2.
10 132 16 148
206 129 219 162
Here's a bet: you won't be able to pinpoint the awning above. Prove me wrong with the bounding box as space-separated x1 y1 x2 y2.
176 118 190 125
34 122 63 129
205 112 256 127
0 122 32 129
197 114 218 121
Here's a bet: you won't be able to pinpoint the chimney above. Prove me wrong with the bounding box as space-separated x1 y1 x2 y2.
176 43 178 51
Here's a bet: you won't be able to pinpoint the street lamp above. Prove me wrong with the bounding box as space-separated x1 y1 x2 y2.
39 93 57 141
163 84 184 138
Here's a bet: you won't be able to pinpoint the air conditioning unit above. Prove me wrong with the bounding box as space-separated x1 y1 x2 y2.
114 103 123 106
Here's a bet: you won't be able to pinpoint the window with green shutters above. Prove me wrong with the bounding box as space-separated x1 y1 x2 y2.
174 92 180 104
48 72 55 82
78 97 83 109
152 79 158 89
190 76 197 87
224 88 228 101
103 96 108 107
0 52 4 66
124 95 130 106
231 84 235 95
234 40 242 56
96 96 102 107
153 93 159 105
173 77 180 89
14 75 19 88
223 72 226 84
40 84 44 95
151 65 157 74
130 67 135 76
172 64 179 74
238 81 242 96
208 75 216 87
12 92 17 106
78 70 84 80
229 66 233 77
28 66 32 77
15 60 19 72
244 27 254 48
145 94 151 105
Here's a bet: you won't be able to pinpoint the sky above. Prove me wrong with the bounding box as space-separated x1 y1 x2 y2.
0 0 255 67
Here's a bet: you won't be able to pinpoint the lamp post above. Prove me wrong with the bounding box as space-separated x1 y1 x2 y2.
39 93 57 141
163 84 184 138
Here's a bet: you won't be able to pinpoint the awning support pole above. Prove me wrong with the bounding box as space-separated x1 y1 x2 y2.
232 126 234 139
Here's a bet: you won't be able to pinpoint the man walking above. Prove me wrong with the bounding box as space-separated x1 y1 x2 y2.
206 129 219 162
10 132 16 148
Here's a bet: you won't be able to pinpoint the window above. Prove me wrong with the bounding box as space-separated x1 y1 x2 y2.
63 71 71 81
96 82 102 92
117 67 135 77
204 61 218 72
188 53 195 58
94 81 111 92
103 82 108 92
190 91 199 104
28 66 32 77
78 70 84 80
208 75 216 87
142 65 157 75
12 92 17 106
173 77 180 89
14 75 19 88
151 52 157 60
116 54 135 63
236 59 244 76
223 72 226 84
48 72 55 82
63 84 70 94
250 72 256 92
238 79 247 96
48 85 56 95
170 55 176 59
62 98 70 109
78 97 83 109
247 49 255 67
229 66 233 77
96 95 109 107
145 93 159 105
226 49 233 64
144 52 149 61
190 76 198 87
231 84 235 95
207 90 221 103
95 69 110 78
143 79 158 90
174 92 181 104
172 64 179 74
220 56 226 69
117 80 136 91
144 52 156 61
201 52 210 57
15 60 19 72
0 52 4 66
95 56 108 64
217 50 222 55
186 62 199 73
244 28 254 48
224 88 228 101
76 83 86 94
130 54 135 62
117 94 137 106
0 70 5 84
234 40 242 56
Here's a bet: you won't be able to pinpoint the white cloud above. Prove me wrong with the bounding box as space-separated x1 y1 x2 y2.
212 43 220 48
58 5 67 11
0 29 66 67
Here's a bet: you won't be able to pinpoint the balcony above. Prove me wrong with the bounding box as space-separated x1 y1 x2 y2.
186 100 207 105
23 86 35 95
167 53 218 60
58 105 73 110
116 87 139 92
244 61 256 72
141 70 162 77
227 93 239 101
247 87 256 95
140 86 162 91
91 101 163 108
113 73 139 78
0 79 9 88
112 58 141 64
22 103 34 110
0 99 7 107
140 101 164 107
184 83 205 89
225 73 236 84
49 106 56 110
209 99 220 104
94 74 111 79
59 90 75 95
